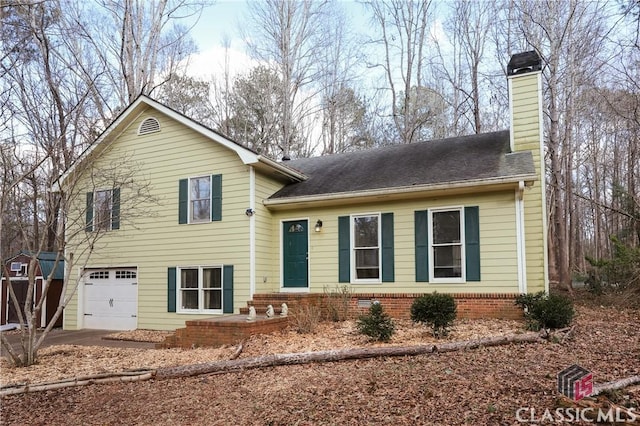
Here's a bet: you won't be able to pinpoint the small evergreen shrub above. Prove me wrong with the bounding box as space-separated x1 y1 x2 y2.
356 302 395 342
410 292 457 338
515 291 575 330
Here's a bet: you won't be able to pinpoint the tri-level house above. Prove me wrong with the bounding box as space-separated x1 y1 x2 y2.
58 51 548 332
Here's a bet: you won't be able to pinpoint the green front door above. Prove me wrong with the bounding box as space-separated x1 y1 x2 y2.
283 220 309 288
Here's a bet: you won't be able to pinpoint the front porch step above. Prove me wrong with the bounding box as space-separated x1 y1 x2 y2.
157 315 289 349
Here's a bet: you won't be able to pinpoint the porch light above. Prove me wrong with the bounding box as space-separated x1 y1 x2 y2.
315 220 323 232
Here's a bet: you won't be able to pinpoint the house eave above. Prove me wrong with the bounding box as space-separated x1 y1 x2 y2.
264 174 537 210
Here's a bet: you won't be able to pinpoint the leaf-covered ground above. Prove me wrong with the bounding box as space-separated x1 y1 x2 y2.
1 306 638 425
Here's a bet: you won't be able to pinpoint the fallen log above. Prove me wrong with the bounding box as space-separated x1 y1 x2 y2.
156 331 543 379
0 370 155 396
1 330 554 395
593 375 640 396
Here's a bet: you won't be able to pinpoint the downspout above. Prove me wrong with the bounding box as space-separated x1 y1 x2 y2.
516 181 527 293
249 166 256 299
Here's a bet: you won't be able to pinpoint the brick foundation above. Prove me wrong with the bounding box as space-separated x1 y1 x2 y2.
346 293 523 320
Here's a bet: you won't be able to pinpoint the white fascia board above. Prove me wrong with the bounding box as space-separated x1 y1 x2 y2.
263 174 538 208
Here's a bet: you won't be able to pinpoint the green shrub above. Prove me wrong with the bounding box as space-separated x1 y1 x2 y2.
515 291 575 330
356 302 395 342
410 292 457 338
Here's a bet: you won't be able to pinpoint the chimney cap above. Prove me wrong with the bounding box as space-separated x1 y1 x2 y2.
507 51 542 76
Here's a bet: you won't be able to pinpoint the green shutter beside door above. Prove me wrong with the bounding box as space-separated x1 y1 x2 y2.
381 213 394 282
178 179 188 224
167 267 176 312
338 216 350 283
415 210 429 282
223 265 233 313
464 206 481 281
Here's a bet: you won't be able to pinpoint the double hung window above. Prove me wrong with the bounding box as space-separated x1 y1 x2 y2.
178 266 223 313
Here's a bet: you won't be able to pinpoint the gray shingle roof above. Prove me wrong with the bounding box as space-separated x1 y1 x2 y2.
269 130 535 200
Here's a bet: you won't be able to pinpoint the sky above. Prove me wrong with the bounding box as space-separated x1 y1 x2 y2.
184 0 372 80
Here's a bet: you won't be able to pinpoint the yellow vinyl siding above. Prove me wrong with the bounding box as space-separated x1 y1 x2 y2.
510 71 548 293
270 191 519 294
64 109 251 330
254 172 288 293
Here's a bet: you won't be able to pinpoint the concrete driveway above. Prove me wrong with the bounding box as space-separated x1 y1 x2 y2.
1 328 156 358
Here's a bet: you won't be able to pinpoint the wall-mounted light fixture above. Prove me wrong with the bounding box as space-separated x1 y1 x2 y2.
315 220 323 232
245 208 255 217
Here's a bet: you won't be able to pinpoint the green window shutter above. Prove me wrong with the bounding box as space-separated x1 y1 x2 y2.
85 192 94 232
167 267 176 312
178 179 188 224
338 216 350 283
111 188 120 230
223 265 234 313
381 212 395 282
211 174 222 221
415 210 429 282
465 206 481 281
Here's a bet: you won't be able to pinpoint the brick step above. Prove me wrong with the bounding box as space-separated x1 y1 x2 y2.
157 315 290 349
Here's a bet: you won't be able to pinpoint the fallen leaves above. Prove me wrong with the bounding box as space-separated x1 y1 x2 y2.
1 305 638 425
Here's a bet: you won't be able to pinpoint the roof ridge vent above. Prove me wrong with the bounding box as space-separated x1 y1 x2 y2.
138 117 160 135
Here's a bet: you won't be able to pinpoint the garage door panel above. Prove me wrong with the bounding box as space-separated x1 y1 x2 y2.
83 268 138 330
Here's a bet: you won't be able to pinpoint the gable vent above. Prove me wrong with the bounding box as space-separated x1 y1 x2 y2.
138 117 160 135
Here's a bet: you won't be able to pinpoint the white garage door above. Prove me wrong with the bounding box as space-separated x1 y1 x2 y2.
83 268 138 330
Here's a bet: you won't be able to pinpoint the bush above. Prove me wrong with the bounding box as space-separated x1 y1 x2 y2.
291 304 322 334
323 284 352 322
356 302 395 342
410 292 457 338
515 291 575 330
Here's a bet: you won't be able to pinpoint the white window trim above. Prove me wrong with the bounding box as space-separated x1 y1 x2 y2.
93 189 113 231
188 175 211 224
350 212 382 284
176 265 224 314
428 207 466 284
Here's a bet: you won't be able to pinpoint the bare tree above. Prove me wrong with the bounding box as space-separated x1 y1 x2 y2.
514 0 612 291
221 65 286 157
434 0 496 134
364 0 437 144
156 73 215 126
87 0 204 110
243 0 329 159
0 150 158 367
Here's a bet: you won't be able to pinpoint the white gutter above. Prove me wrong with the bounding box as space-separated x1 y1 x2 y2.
515 181 527 293
255 156 307 181
264 174 537 207
249 166 256 299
